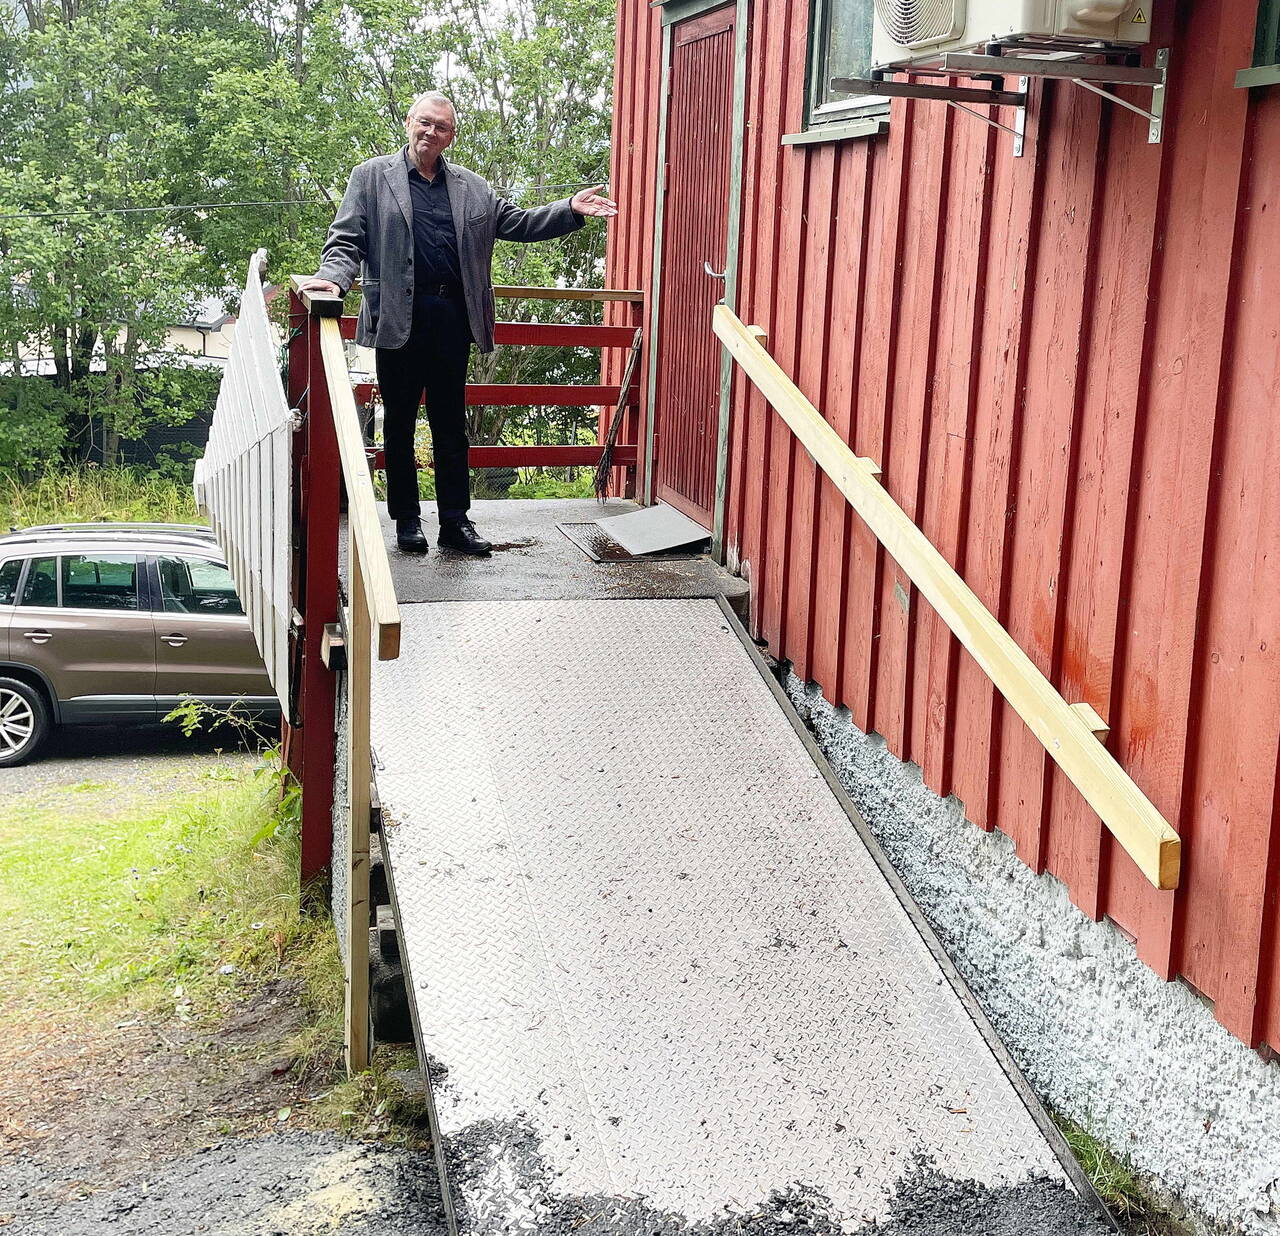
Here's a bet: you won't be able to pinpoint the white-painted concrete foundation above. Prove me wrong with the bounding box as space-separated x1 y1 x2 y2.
784 670 1280 1236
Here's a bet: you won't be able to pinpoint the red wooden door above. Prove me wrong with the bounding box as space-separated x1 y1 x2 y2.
653 4 736 528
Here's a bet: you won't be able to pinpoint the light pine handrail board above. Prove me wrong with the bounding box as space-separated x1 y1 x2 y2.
712 304 1181 891
318 316 402 660
344 531 372 1074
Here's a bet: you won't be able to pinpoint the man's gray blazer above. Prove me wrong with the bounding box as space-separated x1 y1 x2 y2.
316 150 585 354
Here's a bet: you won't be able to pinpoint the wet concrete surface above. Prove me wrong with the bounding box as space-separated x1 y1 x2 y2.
354 499 750 610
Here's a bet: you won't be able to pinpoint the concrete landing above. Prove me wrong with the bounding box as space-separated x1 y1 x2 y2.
368 499 749 609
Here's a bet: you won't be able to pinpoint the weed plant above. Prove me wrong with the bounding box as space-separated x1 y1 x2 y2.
1052 1114 1191 1235
0 465 201 530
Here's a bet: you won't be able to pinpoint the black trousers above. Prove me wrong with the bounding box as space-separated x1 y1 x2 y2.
375 295 472 522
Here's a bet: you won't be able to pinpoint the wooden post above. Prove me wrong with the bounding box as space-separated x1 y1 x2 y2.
287 293 342 887
345 533 372 1075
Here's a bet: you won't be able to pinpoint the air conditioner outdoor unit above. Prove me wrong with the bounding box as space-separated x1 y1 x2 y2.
872 0 1151 70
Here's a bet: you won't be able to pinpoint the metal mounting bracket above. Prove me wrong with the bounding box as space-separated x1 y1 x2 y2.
1070 47 1168 142
852 43 1171 153
936 47 1170 145
831 73 1029 155
947 77 1029 155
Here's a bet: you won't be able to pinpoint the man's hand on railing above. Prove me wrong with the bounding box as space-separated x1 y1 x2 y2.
297 277 343 296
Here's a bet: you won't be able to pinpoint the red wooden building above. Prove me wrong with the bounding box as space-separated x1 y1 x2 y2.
603 0 1280 1054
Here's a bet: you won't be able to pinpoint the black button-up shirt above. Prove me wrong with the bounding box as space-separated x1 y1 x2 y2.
406 154 462 296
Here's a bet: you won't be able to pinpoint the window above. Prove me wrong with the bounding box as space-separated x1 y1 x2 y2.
0 560 20 606
61 554 140 611
1238 0 1280 86
19 557 57 607
1255 0 1280 65
158 557 244 616
808 0 884 125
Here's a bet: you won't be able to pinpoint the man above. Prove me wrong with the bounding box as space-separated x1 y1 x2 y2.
299 92 617 555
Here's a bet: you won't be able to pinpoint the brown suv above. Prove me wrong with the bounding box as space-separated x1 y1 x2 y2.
0 524 278 766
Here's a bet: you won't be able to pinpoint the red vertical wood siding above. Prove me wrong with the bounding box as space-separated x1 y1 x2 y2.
606 0 1280 1051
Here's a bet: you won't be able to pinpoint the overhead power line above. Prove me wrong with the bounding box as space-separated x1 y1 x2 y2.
0 180 611 221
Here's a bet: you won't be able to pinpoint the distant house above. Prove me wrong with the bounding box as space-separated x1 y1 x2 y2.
4 285 375 467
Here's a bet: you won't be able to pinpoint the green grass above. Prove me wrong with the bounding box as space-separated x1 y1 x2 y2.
1053 1114 1189 1234
309 1043 433 1146
0 466 201 530
0 754 323 1028
0 747 437 1145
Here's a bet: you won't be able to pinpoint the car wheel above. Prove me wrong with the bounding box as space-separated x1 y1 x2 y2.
0 677 51 767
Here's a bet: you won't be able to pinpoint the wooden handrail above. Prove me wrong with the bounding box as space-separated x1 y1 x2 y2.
318 313 402 660
712 304 1182 891
293 280 402 660
292 276 403 1075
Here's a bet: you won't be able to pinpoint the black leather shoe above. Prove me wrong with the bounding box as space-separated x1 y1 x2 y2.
438 519 492 556
395 517 429 554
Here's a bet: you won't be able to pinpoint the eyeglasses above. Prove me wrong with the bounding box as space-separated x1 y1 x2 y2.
413 120 455 134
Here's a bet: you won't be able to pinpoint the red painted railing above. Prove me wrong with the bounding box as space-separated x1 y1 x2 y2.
285 284 644 883
339 286 644 478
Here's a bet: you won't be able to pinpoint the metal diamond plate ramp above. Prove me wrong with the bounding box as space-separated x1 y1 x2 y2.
371 598 1104 1235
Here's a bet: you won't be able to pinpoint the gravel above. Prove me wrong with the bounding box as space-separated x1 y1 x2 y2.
6 1132 447 1236
0 724 261 798
438 1117 1114 1236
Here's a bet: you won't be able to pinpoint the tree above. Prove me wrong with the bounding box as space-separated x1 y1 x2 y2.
0 0 267 461
0 0 617 466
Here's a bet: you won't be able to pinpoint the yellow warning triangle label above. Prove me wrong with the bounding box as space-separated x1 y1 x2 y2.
1132 7 1146 21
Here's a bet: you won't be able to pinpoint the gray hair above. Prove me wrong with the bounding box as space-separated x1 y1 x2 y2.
407 92 458 124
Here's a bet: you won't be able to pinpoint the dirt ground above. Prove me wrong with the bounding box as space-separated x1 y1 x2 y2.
0 976 444 1235
0 728 446 1235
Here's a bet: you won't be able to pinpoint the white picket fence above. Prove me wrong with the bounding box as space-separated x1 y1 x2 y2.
193 250 292 710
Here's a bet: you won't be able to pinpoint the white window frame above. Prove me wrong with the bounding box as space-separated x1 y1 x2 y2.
806 0 889 128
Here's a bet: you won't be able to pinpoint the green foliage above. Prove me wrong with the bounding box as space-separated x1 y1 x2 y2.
0 465 201 528
0 376 70 471
507 470 594 499
2 0 616 464
0 752 314 1023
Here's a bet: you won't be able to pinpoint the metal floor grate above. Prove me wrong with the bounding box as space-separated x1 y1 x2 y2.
557 521 703 562
372 598 1105 1235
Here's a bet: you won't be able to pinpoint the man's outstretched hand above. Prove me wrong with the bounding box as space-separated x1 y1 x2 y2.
570 185 618 218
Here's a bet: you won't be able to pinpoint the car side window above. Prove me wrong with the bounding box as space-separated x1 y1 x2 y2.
61 554 140 611
158 557 244 616
0 559 21 605
19 557 57 607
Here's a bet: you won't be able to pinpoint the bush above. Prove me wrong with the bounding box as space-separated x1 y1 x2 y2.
0 378 71 474
507 470 594 499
